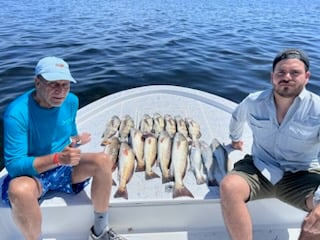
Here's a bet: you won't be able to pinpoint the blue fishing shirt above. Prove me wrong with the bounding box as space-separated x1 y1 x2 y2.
3 89 78 178
229 88 320 184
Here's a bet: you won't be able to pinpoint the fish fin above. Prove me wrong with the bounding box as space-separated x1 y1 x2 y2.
113 188 128 200
111 161 118 172
142 132 156 140
112 179 117 186
173 185 194 199
145 171 160 180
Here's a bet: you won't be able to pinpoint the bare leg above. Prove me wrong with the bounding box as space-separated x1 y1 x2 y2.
220 174 252 240
72 152 112 212
8 176 42 240
299 197 320 240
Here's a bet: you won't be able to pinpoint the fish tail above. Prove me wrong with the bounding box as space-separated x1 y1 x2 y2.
208 179 219 187
135 164 146 172
113 187 128 199
196 176 206 185
162 175 172 183
173 185 194 199
145 171 160 180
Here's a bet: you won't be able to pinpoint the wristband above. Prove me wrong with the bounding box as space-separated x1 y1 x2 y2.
53 153 61 166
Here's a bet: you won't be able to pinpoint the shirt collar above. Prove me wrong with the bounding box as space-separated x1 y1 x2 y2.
297 87 308 100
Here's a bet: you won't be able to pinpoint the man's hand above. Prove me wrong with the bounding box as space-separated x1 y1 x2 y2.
58 144 81 166
299 205 320 239
71 132 91 146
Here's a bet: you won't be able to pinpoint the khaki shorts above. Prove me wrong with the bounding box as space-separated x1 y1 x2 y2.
230 155 320 211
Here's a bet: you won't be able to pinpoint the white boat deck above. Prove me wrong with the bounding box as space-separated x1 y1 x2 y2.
0 85 305 239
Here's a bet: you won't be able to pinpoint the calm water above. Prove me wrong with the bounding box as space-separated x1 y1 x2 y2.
1 0 320 168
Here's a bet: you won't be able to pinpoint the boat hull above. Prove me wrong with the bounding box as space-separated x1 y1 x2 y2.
0 85 305 239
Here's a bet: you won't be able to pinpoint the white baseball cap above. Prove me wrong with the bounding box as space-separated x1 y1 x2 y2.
35 56 76 83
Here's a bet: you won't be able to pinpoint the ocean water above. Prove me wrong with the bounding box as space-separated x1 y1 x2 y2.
1 0 320 168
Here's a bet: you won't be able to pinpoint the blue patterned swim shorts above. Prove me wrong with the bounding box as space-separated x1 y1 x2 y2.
1 166 90 206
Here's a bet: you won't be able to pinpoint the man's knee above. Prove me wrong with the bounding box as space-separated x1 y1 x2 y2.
8 177 40 202
220 174 250 199
94 152 112 171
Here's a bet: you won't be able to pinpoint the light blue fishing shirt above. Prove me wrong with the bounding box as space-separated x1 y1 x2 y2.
3 89 78 178
229 88 320 184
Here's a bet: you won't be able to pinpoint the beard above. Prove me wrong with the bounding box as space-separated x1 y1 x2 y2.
273 82 304 98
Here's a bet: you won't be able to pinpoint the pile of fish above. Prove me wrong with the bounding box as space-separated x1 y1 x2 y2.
101 113 230 200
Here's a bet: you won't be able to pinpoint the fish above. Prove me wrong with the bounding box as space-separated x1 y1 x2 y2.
153 113 165 138
114 142 135 199
175 115 189 139
210 138 229 185
101 115 121 145
119 115 134 142
186 118 201 141
189 140 206 185
200 140 218 186
171 132 194 198
144 134 159 180
129 128 145 172
139 114 153 134
164 114 176 138
157 130 172 183
103 136 121 186
103 136 121 171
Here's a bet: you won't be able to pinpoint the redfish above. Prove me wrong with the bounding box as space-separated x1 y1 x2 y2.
114 142 135 199
171 132 194 198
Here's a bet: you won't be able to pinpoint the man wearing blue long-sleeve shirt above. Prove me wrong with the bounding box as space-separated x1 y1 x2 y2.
2 57 126 240
220 49 320 240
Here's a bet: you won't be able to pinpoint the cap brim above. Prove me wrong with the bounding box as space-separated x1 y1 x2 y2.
41 72 77 83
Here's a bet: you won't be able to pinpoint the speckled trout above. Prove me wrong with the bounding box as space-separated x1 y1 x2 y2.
189 140 206 185
211 138 229 185
200 140 218 186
